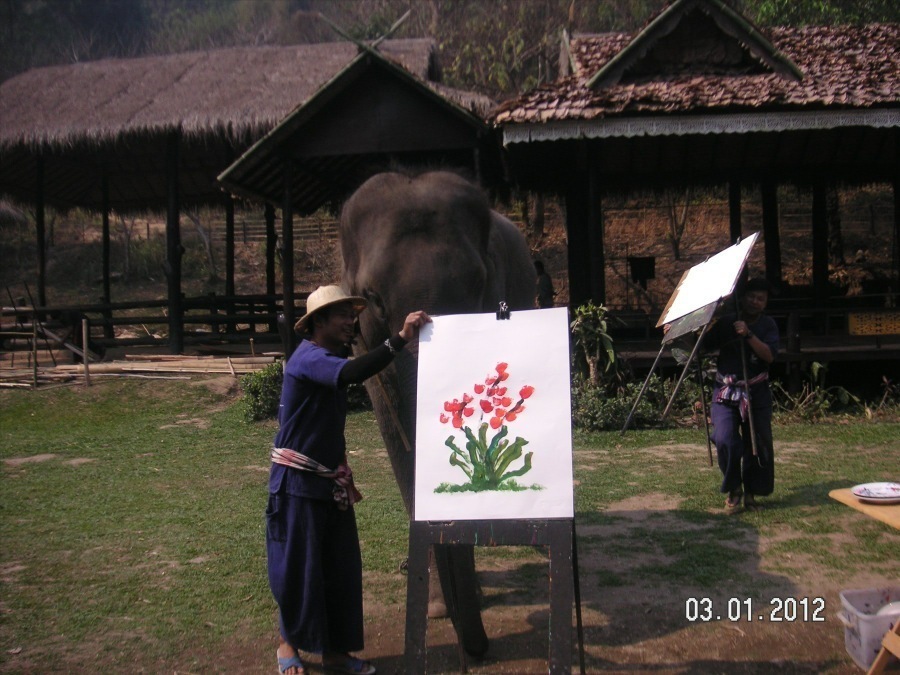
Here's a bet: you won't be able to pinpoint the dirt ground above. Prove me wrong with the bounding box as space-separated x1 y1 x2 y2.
175 496 896 675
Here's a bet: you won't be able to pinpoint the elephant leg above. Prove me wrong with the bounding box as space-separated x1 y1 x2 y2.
434 543 489 657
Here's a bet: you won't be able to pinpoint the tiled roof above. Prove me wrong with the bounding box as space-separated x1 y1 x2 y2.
494 23 900 124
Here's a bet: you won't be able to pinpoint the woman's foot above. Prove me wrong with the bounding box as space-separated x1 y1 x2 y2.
725 488 743 512
277 642 306 675
744 493 757 509
323 652 377 675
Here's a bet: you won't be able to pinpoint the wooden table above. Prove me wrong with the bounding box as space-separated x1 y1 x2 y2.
829 488 900 530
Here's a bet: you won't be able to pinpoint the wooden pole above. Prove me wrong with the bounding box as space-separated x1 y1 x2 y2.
812 180 829 332
587 158 606 304
32 314 38 388
728 180 742 245
35 155 47 307
281 160 296 356
82 319 91 387
265 202 278 334
761 181 782 287
165 130 184 354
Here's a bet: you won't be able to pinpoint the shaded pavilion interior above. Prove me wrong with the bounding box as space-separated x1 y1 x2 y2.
0 38 493 354
493 0 900 374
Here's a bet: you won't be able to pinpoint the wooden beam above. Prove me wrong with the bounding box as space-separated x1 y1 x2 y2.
165 131 184 354
761 181 782 287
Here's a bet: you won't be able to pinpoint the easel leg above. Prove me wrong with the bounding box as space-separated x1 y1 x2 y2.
405 523 431 674
621 344 665 434
548 522 574 674
572 520 586 675
661 320 712 419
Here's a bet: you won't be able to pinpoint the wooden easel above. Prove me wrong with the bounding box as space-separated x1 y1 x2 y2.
405 518 585 674
867 619 900 674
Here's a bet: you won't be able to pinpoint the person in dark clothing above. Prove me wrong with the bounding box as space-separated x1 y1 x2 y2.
534 260 555 309
703 278 779 512
268 285 430 675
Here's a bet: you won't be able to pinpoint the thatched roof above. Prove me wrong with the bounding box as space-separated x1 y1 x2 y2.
0 39 438 150
0 38 496 212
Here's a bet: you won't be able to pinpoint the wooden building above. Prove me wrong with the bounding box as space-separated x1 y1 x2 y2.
0 39 489 353
493 0 900 360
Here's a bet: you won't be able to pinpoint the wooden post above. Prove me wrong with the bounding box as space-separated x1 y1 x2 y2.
587 159 605 304
565 157 592 309
35 156 47 307
32 314 38 389
265 202 278 333
82 319 91 387
761 181 782 287
893 173 899 300
101 171 114 339
165 131 184 354
728 180 742 245
281 160 296 356
225 196 236 334
812 180 829 332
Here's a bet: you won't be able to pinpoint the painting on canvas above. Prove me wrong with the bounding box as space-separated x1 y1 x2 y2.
414 307 573 521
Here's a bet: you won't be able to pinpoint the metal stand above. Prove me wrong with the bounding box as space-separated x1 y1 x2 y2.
621 300 719 438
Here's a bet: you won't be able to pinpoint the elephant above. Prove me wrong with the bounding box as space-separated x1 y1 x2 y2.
339 170 536 657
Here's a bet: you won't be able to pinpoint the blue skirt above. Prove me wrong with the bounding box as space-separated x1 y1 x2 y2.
266 491 364 653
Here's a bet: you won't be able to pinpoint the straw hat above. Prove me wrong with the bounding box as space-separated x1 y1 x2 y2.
294 285 367 333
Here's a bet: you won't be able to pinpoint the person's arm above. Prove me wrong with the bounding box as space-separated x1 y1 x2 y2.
733 320 775 364
338 310 431 385
339 335 407 384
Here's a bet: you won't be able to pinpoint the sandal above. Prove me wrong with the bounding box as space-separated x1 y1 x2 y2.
744 493 758 510
725 489 743 512
323 654 376 675
277 654 306 675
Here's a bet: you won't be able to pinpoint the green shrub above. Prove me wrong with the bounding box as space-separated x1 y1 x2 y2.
240 361 284 422
239 361 370 422
572 373 700 432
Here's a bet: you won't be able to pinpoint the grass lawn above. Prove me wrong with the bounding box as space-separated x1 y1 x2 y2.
1 378 897 673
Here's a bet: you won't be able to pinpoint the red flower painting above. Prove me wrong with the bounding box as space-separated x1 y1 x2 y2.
437 362 536 491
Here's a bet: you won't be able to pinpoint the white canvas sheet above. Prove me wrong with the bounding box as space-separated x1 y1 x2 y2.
657 232 759 326
414 308 574 521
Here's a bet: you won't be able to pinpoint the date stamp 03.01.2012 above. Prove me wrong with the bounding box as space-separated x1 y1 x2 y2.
685 597 826 622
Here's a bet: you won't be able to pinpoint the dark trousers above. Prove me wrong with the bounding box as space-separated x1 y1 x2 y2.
266 492 364 654
710 399 774 497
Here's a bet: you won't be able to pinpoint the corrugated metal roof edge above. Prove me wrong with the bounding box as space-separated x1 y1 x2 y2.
501 108 900 145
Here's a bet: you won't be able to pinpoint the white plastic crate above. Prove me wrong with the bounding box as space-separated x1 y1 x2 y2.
837 586 900 670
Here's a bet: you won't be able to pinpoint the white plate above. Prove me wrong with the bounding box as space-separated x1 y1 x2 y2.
851 482 900 504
